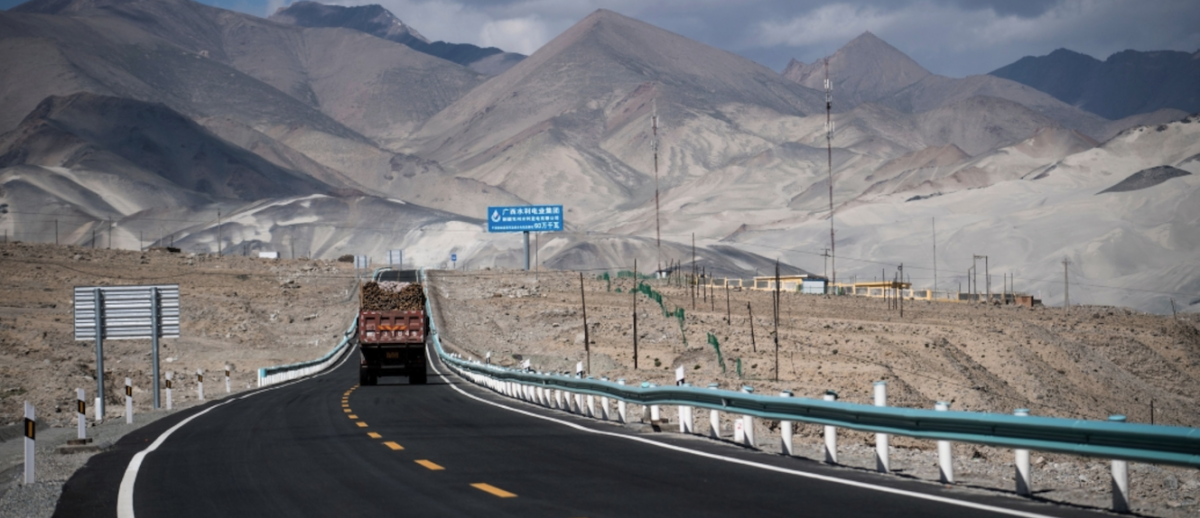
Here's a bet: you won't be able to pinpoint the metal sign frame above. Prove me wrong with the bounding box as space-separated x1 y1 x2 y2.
73 285 180 340
387 249 403 266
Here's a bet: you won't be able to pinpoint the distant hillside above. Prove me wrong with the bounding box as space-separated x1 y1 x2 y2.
269 1 525 76
990 48 1200 120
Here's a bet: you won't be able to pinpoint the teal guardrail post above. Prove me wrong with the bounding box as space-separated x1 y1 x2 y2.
1015 409 1031 496
874 381 889 473
936 401 953 484
1110 415 1130 513
707 383 721 439
824 390 838 464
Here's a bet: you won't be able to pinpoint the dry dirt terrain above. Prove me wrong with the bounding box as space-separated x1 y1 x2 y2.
426 268 1200 516
0 242 360 428
0 246 1197 516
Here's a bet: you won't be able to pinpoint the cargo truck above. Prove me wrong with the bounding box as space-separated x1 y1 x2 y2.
357 270 427 385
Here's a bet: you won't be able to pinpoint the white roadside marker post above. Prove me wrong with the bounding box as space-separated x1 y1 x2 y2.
225 365 231 394
617 379 628 423
76 388 86 440
599 377 611 420
936 401 954 484
24 401 35 485
708 383 720 439
780 391 794 455
1014 409 1032 496
587 394 596 418
646 382 660 424
741 386 755 448
824 390 838 464
165 372 173 410
554 389 563 410
874 381 889 473
197 369 204 401
1109 415 1130 513
125 377 133 424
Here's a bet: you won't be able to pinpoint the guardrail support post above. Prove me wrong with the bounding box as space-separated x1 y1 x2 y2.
708 383 720 439
76 388 86 440
599 377 611 420
824 390 838 464
874 381 889 473
936 401 953 484
554 389 563 410
1014 409 1032 496
1109 415 1130 513
614 380 627 422
587 395 596 418
575 392 584 415
780 391 794 455
24 401 35 485
166 372 173 410
125 377 133 424
741 386 755 448
679 384 693 433
197 369 204 401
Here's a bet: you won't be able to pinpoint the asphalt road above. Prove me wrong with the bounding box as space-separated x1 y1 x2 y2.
57 346 1111 518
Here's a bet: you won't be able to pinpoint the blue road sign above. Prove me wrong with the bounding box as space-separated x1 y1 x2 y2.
487 205 564 233
451 253 457 262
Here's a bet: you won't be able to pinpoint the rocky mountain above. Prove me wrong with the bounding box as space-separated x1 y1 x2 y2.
991 48 1200 120
408 9 825 225
269 1 526 76
782 32 931 107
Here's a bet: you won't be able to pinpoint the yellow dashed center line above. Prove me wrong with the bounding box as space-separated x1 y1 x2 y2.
471 483 516 498
343 409 352 413
356 422 368 428
414 460 445 471
383 441 404 451
367 432 382 439
348 414 358 419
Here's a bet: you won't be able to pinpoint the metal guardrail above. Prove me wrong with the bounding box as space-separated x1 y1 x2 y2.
419 269 1200 469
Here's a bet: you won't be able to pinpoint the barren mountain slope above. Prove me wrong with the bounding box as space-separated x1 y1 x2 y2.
783 31 931 107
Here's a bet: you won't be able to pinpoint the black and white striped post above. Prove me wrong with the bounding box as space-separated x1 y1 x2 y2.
197 369 204 401
24 401 35 484
125 377 134 424
76 388 86 440
165 372 173 410
225 364 231 394
824 390 838 464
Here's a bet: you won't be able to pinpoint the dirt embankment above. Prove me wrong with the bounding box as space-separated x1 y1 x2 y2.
427 268 1200 516
0 242 360 427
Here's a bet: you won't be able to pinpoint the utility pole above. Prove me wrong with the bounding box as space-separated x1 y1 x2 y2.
931 217 937 294
824 58 837 290
1063 258 1071 310
580 272 590 376
774 260 780 382
633 259 638 370
822 248 830 281
55 220 58 246
898 263 904 318
217 210 222 257
652 99 661 277
691 233 696 310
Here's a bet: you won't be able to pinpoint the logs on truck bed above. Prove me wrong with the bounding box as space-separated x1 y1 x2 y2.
361 281 426 311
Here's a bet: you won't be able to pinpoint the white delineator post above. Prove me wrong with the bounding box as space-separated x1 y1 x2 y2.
599 377 611 420
225 365 231 394
554 389 563 411
780 391 794 456
874 381 889 473
823 390 838 464
76 388 86 440
1109 415 1130 513
617 379 628 423
936 401 954 484
125 377 133 424
165 372 173 410
740 386 755 448
197 369 204 401
708 383 720 439
1014 409 1031 496
24 401 35 485
587 394 596 418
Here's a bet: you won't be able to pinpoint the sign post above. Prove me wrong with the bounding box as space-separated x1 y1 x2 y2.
451 253 457 269
74 285 180 417
487 205 564 271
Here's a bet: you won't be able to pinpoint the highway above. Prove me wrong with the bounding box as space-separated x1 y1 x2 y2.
55 346 1109 518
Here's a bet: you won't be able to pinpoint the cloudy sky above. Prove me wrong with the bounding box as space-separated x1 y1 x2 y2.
6 0 1199 76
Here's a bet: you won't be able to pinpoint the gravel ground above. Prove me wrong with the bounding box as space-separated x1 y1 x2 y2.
0 399 213 517
427 268 1200 517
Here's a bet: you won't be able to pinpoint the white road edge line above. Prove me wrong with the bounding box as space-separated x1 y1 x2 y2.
117 344 357 518
427 350 1059 518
